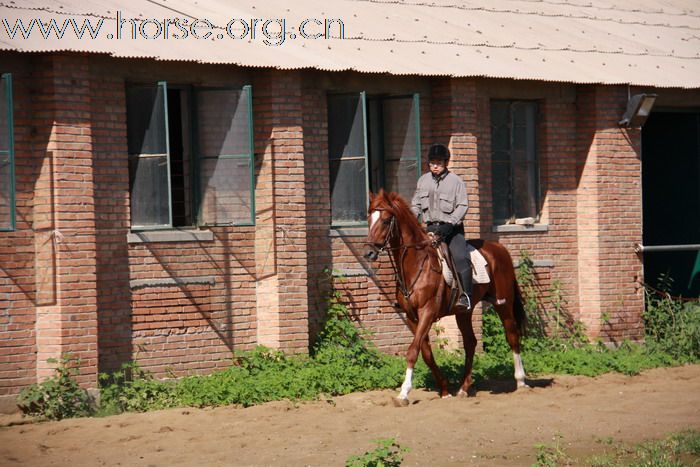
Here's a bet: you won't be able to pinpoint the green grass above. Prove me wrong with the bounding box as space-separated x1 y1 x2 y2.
20 269 700 419
534 429 700 466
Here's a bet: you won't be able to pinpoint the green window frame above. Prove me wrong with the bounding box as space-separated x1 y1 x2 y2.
0 73 15 232
490 100 540 223
126 81 255 230
328 92 421 226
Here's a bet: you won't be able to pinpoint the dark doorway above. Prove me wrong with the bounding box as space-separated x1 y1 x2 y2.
642 111 700 297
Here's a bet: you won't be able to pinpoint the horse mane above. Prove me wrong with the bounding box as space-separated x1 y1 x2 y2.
369 189 427 242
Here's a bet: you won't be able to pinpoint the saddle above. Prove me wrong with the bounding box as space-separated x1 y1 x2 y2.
430 234 491 289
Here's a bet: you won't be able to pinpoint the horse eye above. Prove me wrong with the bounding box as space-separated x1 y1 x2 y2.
382 219 391 225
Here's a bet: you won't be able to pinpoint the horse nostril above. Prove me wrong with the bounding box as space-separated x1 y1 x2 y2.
365 249 379 261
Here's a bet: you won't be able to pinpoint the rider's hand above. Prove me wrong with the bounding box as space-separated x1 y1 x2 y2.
436 223 454 239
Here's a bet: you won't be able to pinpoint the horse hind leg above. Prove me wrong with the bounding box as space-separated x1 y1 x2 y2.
496 304 529 389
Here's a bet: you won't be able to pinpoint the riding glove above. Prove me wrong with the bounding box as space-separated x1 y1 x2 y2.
434 223 455 239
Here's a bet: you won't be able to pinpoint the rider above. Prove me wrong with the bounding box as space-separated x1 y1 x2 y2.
410 143 472 309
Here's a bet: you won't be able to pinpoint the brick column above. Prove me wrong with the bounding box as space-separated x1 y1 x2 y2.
33 54 99 386
429 77 480 347
576 85 644 341
253 70 309 352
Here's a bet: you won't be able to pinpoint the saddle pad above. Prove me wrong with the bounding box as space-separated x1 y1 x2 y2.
467 243 490 284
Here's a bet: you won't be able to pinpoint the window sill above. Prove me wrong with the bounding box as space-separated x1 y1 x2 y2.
329 227 368 237
492 224 548 233
127 229 214 244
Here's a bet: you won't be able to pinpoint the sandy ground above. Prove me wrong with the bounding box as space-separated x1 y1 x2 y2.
1 364 699 466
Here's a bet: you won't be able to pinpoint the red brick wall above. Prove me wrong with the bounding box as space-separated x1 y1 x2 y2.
576 85 644 341
0 51 662 400
0 54 37 397
90 59 132 375
253 70 310 353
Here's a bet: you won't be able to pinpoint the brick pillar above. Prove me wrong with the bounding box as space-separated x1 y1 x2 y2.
33 54 99 385
253 70 309 352
429 77 480 348
576 85 644 341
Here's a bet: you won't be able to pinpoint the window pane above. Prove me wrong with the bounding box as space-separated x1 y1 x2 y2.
0 74 13 230
382 97 418 202
491 100 539 222
197 87 253 225
200 156 252 225
513 161 538 218
0 80 7 152
491 101 509 125
126 86 168 156
126 83 171 228
492 160 511 221
0 153 10 228
328 94 366 160
129 155 170 226
197 89 250 157
512 102 537 160
328 93 367 224
330 159 366 223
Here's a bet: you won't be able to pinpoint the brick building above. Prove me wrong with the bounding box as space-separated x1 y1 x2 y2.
1 1 699 408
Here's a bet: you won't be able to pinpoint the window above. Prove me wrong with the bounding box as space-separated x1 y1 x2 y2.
491 100 540 223
0 73 14 231
126 82 254 230
328 92 420 225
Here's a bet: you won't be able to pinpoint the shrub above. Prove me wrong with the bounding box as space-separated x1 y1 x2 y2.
17 355 93 420
643 274 700 362
346 438 409 467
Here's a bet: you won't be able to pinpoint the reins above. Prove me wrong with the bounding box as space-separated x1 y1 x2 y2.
368 209 437 317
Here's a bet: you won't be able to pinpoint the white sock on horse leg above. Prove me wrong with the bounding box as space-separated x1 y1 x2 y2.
513 352 526 387
398 368 413 399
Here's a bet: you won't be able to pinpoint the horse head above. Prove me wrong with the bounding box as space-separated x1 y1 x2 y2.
364 190 397 260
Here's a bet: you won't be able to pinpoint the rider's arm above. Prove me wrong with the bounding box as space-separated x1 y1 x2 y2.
447 177 468 225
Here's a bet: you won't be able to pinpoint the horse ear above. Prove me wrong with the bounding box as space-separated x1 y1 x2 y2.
369 190 375 201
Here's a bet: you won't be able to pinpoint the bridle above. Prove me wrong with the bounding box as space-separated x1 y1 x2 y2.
366 208 436 314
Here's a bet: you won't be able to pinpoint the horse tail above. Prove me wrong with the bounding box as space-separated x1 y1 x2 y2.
513 280 527 337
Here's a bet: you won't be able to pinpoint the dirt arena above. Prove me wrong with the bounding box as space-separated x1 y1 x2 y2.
1 364 699 466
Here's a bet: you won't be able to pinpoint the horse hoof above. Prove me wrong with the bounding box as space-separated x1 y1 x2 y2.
457 388 476 397
393 397 410 407
441 394 452 399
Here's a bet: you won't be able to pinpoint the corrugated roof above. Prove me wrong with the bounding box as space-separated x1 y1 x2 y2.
1 0 699 88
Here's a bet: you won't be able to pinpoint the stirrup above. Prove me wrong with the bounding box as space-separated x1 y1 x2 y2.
457 293 471 310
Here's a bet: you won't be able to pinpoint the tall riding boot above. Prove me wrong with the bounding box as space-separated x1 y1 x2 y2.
457 265 473 310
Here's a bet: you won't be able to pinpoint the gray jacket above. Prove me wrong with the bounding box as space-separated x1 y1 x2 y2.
410 171 468 224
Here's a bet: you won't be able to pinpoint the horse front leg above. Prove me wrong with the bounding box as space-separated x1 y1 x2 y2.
455 312 477 397
395 310 434 406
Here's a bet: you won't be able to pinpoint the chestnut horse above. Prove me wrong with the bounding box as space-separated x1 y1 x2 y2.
365 190 527 406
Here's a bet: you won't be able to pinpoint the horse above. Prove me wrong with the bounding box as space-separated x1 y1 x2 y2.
364 190 528 406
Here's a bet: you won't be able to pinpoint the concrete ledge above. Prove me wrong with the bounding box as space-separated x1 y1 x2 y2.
492 224 549 233
332 268 371 277
514 259 555 268
329 227 368 237
127 229 214 244
130 276 216 290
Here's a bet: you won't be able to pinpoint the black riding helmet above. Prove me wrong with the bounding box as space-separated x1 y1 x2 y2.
427 143 450 161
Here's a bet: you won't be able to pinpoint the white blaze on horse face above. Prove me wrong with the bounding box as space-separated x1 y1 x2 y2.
369 210 381 231
398 367 413 400
513 352 526 388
